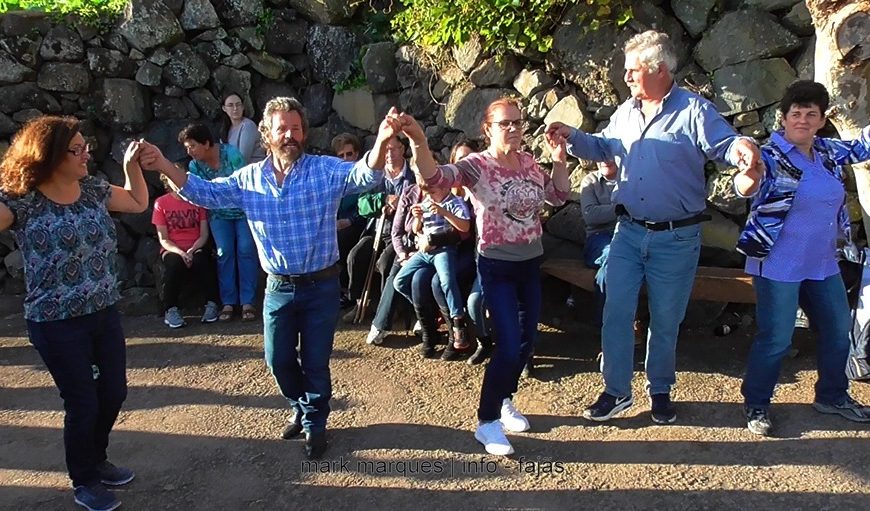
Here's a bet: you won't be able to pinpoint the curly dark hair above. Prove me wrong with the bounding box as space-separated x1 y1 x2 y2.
0 115 80 198
779 80 830 117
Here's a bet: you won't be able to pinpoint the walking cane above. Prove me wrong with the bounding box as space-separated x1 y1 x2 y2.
354 211 387 324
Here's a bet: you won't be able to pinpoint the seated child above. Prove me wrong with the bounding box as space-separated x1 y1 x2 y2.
393 183 472 349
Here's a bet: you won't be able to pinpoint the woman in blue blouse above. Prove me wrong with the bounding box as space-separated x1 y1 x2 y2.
178 123 259 322
0 116 149 511
734 80 870 436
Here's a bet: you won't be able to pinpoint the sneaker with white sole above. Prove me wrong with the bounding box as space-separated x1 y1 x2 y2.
164 306 185 329
366 325 387 345
812 395 870 422
745 407 773 436
500 398 530 432
474 420 514 456
583 392 633 422
201 301 219 323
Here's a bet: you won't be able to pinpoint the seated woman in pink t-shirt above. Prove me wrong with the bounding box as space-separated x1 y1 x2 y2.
152 174 219 328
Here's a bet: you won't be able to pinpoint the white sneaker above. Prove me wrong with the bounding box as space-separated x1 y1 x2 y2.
474 420 514 456
500 398 530 432
366 325 387 345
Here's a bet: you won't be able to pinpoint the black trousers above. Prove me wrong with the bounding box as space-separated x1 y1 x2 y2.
162 250 219 311
27 305 127 487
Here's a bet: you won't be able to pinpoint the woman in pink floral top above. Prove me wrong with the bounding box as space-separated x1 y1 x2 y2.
400 97 570 456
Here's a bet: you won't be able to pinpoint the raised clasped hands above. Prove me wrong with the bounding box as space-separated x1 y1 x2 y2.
123 140 142 168
545 130 568 164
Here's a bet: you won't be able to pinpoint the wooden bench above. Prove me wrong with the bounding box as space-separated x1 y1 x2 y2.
542 258 756 304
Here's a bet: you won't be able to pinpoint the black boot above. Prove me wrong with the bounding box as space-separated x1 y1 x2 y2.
467 336 493 365
415 305 438 358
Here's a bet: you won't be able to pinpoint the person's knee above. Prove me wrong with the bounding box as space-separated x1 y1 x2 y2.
64 395 100 427
101 382 127 409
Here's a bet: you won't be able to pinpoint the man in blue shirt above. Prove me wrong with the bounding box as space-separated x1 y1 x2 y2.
548 31 760 425
142 97 402 459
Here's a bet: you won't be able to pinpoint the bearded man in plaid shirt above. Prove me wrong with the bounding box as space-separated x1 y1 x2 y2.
141 97 405 460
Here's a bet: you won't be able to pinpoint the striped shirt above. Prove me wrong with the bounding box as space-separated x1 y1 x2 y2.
179 153 383 275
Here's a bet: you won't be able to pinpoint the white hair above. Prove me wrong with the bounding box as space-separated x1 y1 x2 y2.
624 30 678 74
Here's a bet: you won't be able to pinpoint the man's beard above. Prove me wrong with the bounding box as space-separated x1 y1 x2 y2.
274 139 304 163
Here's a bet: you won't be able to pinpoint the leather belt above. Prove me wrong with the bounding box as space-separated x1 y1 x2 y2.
628 214 710 231
615 204 710 231
270 264 339 284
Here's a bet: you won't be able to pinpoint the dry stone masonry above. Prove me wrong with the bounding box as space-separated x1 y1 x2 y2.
0 0 853 317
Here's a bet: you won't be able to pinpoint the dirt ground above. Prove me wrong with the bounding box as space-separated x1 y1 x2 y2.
1 288 869 511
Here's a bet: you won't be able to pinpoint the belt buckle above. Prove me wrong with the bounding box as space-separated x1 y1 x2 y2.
643 220 657 230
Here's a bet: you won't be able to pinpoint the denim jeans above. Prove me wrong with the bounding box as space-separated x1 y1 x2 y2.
466 276 489 337
584 230 613 327
262 274 340 433
742 274 851 408
431 246 475 313
209 216 259 306
602 219 701 398
27 305 128 487
372 262 405 332
476 255 543 421
394 246 464 318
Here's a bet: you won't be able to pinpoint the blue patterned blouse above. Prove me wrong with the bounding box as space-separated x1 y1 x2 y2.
0 176 119 321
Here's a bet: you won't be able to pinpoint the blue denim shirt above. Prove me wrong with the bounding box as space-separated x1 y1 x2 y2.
180 152 383 275
566 85 744 222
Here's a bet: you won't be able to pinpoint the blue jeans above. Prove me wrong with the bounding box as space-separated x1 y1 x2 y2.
466 276 489 337
584 230 613 327
372 262 405 332
27 305 128 487
262 274 340 433
476 255 543 421
431 246 475 313
209 216 259 306
602 219 701 398
394 246 464 318
742 274 851 408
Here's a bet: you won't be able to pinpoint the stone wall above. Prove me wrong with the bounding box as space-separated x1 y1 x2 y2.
0 0 856 311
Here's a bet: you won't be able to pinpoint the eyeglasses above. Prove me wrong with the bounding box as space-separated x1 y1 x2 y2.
67 144 90 157
338 151 356 159
224 102 243 109
490 119 526 130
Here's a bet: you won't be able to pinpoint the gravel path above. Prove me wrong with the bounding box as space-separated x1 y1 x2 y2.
1 301 869 510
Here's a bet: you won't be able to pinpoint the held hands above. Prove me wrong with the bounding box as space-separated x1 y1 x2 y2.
376 106 403 141
545 122 573 142
136 140 169 171
123 140 143 169
376 107 425 143
733 138 761 173
545 130 568 163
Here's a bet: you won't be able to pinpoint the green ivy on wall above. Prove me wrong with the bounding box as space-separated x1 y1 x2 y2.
0 0 126 26
391 0 632 55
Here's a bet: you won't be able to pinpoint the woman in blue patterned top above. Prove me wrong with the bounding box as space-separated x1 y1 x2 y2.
178 123 259 322
734 80 870 436
0 116 149 511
